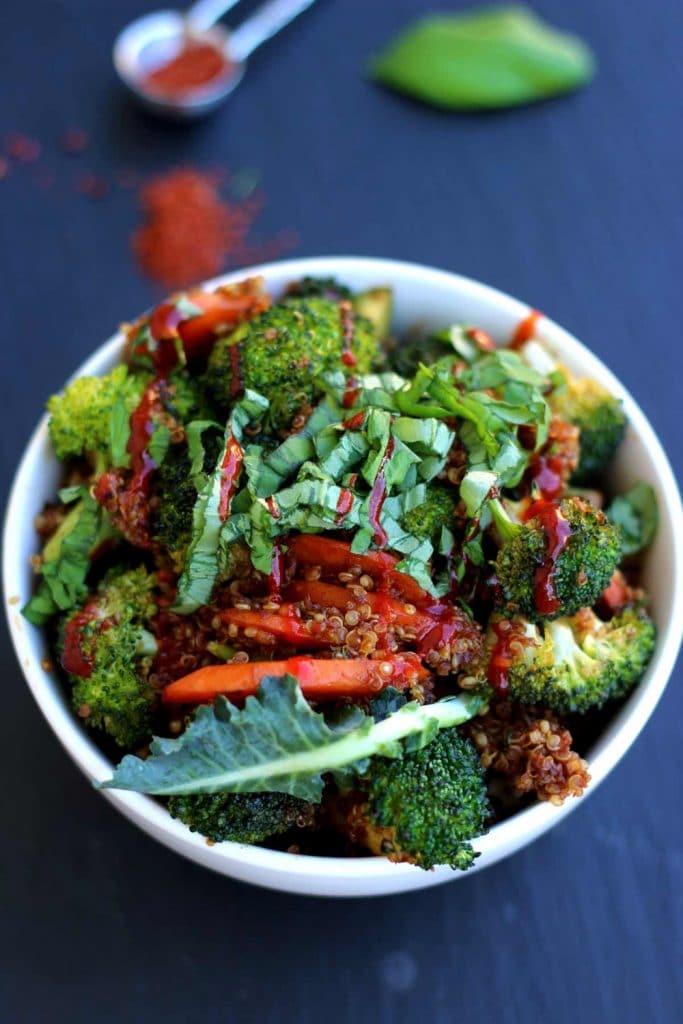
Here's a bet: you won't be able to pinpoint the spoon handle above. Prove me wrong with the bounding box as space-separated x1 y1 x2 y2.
185 0 242 34
228 0 317 63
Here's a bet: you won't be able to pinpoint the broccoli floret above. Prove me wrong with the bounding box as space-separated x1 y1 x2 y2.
285 276 352 301
551 376 626 483
486 606 656 713
352 729 490 870
206 298 377 430
47 365 148 461
163 370 215 423
401 483 458 541
389 333 455 377
152 445 197 557
167 791 313 843
493 497 621 621
62 567 158 748
151 428 225 565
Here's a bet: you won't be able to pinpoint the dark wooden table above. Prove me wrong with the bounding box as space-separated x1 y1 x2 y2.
1 2 681 1021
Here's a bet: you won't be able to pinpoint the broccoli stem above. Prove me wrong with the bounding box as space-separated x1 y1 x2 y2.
489 498 522 543
135 629 158 658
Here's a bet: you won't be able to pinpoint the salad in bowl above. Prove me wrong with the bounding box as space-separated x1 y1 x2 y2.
12 261 667 882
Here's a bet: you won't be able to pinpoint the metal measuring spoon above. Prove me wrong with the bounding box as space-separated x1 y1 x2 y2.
114 0 317 119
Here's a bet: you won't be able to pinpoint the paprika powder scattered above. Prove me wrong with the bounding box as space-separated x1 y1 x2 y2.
132 167 263 288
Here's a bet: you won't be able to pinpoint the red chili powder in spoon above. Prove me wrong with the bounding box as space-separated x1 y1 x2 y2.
143 41 232 98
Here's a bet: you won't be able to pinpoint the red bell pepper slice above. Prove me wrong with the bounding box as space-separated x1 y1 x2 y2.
286 535 430 606
178 285 270 362
284 579 436 637
220 606 334 648
162 653 428 705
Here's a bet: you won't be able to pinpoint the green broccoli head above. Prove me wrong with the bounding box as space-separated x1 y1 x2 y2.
355 729 490 870
494 497 621 621
551 376 626 483
71 623 157 748
388 333 455 378
47 365 148 461
167 791 313 844
163 370 215 424
206 298 378 430
285 276 353 301
152 445 197 558
401 483 458 541
62 566 158 748
486 606 656 713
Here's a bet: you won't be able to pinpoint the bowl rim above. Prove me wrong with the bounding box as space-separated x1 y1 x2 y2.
4 255 683 890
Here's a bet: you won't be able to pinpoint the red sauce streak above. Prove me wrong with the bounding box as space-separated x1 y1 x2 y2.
128 383 161 498
218 432 243 522
266 496 281 519
368 437 394 547
143 41 233 99
339 300 357 367
523 498 572 615
487 620 531 693
229 344 243 398
60 602 109 679
510 309 542 349
342 411 365 431
148 301 186 376
531 454 564 500
342 376 359 408
335 488 354 525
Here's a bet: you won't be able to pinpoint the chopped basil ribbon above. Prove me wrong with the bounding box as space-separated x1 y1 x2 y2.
22 493 114 626
173 392 268 614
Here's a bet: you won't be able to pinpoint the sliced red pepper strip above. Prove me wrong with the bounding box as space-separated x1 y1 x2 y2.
286 535 430 606
178 285 270 362
284 579 436 637
220 607 333 648
162 654 428 705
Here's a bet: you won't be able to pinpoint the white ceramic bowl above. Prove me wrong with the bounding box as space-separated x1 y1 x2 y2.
4 257 682 897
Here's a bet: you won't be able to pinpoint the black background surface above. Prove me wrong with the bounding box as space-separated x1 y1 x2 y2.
1 2 681 1021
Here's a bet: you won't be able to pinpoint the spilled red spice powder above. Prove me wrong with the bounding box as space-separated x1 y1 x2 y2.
0 127 297 284
132 167 288 288
60 128 88 154
4 133 41 162
77 172 109 200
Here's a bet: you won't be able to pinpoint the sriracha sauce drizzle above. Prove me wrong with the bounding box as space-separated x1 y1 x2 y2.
510 309 542 349
61 602 109 679
335 488 354 525
530 454 564 500
487 619 532 693
218 432 244 522
367 437 394 547
339 300 357 367
523 498 572 615
342 376 360 409
127 382 162 498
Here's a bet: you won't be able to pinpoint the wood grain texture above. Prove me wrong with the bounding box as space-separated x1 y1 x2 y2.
0 1 681 1021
